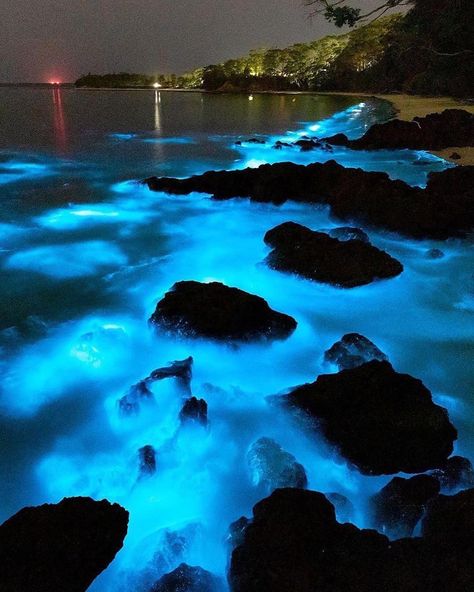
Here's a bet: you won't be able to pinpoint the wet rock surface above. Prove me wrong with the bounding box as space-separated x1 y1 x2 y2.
0 497 129 592
229 487 474 592
286 360 457 475
325 492 354 523
328 226 369 243
324 333 388 370
145 160 474 239
139 445 157 477
247 437 307 492
150 281 297 341
150 563 221 592
370 475 440 538
264 222 402 288
429 455 474 491
323 109 474 150
180 397 208 426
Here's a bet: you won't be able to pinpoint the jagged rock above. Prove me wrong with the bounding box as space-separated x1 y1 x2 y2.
145 160 474 239
325 492 354 523
426 248 444 259
328 226 370 243
0 497 128 592
286 360 457 475
228 517 250 549
119 380 153 415
273 140 292 149
229 487 474 592
139 445 157 477
150 563 221 592
180 397 208 426
429 456 474 491
324 110 474 150
247 437 307 492
149 356 193 395
294 138 321 151
150 281 296 341
264 222 402 288
371 475 440 538
324 333 388 370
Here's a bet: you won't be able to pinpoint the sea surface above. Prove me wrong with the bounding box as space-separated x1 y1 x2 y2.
0 88 473 591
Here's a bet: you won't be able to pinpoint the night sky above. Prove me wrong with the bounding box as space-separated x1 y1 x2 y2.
1 1 399 83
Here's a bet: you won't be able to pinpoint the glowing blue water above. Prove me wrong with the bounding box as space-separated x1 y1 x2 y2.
0 89 472 591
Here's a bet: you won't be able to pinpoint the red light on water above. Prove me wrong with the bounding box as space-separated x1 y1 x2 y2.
49 80 61 85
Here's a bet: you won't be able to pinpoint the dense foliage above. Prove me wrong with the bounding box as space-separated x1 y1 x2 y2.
76 0 473 97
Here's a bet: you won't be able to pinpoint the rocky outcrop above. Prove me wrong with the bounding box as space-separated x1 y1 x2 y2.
180 397 208 426
0 497 128 592
324 333 388 370
149 356 193 395
150 281 296 341
119 379 154 415
286 360 457 475
247 437 307 492
370 475 440 538
264 222 402 288
324 109 474 150
328 226 369 243
325 492 354 523
150 563 221 592
145 160 474 239
139 445 157 477
229 487 474 592
429 455 474 491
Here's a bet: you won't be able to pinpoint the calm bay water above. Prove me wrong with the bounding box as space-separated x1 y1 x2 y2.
0 88 472 591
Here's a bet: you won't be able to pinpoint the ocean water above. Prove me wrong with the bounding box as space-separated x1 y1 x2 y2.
0 88 472 591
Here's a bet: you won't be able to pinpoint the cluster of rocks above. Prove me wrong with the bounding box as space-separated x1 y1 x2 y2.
145 159 474 239
323 109 474 150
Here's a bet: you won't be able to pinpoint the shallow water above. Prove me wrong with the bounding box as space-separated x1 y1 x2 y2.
0 88 472 591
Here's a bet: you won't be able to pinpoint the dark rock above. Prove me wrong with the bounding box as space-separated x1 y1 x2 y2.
149 356 193 395
247 437 308 492
150 281 296 342
139 445 157 477
264 222 402 288
180 397 208 426
324 110 474 150
324 333 388 370
371 475 440 538
229 487 474 592
150 563 221 592
429 456 474 491
144 159 474 239
426 248 445 259
328 226 370 243
273 140 292 150
286 360 457 475
234 141 242 146
228 517 250 549
149 524 203 581
247 138 266 144
450 152 462 160
0 497 128 592
294 138 321 151
325 492 354 523
119 380 153 415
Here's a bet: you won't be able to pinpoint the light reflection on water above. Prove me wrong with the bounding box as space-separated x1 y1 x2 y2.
0 89 472 591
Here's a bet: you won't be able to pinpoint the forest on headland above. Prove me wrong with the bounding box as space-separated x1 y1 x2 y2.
76 0 473 97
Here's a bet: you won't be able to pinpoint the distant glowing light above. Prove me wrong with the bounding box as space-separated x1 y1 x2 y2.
153 82 162 89
309 124 321 132
49 80 61 86
248 94 254 101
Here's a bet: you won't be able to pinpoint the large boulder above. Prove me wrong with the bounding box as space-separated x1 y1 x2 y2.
324 333 388 370
429 456 474 491
324 109 474 150
286 360 457 474
138 445 157 478
150 281 296 341
247 437 308 492
145 160 474 239
179 397 208 426
229 487 474 592
0 497 128 592
370 475 440 538
150 563 221 592
264 222 402 288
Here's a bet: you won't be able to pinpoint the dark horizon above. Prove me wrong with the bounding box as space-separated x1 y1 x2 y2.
1 0 401 84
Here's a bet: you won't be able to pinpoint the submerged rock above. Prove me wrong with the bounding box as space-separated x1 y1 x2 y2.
324 109 474 150
119 380 153 415
229 487 474 592
150 281 297 341
139 445 157 477
429 455 474 491
371 475 440 538
328 226 370 243
247 437 307 492
325 492 354 523
0 497 128 592
324 333 388 370
286 360 457 475
264 222 402 288
145 159 474 239
426 248 445 259
150 563 221 592
180 397 208 426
